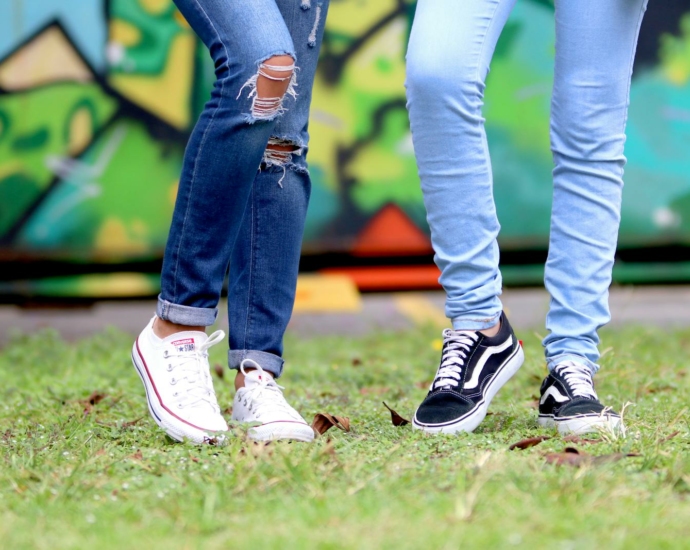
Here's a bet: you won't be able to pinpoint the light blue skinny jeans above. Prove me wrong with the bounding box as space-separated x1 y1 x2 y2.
406 0 648 374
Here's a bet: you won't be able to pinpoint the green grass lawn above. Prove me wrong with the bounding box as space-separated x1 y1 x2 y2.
1 323 689 549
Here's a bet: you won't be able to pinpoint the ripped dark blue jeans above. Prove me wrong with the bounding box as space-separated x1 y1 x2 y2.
157 0 329 378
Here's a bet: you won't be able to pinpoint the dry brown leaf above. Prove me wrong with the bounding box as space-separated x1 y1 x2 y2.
415 381 431 390
382 402 410 426
311 413 351 435
122 416 145 429
544 447 640 467
509 436 552 450
352 357 362 366
129 450 143 460
213 363 224 380
526 400 540 410
661 430 680 443
83 391 106 406
544 447 590 466
80 391 107 415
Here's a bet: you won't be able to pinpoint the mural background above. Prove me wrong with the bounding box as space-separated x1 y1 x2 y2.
2 0 690 297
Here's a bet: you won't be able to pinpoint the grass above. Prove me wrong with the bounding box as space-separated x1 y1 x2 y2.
1 323 689 549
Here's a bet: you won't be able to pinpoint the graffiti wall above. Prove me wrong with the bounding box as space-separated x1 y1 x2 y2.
2 0 690 296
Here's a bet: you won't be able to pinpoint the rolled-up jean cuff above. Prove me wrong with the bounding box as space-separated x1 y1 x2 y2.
156 296 218 327
229 350 284 378
546 354 600 376
451 310 502 331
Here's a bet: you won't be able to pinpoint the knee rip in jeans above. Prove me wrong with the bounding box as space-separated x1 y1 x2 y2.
262 137 305 187
238 55 297 122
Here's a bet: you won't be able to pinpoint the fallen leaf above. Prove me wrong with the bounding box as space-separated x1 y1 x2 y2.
544 447 591 466
84 391 106 406
129 450 143 460
352 357 362 366
382 402 410 426
311 413 351 435
509 436 552 450
415 381 431 390
526 400 540 410
544 447 640 467
661 430 680 443
122 417 145 429
213 364 224 380
80 391 107 415
223 407 233 416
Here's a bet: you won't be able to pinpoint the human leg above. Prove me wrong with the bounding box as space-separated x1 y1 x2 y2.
133 0 300 444
539 0 648 433
227 0 329 381
405 0 523 434
225 0 330 442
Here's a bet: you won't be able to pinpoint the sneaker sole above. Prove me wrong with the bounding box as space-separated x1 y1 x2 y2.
412 344 525 434
131 342 227 445
245 421 315 443
538 413 622 435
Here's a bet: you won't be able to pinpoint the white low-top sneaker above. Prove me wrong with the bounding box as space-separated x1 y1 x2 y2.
132 317 229 444
232 359 314 442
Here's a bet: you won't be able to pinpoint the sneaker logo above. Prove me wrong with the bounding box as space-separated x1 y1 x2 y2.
171 338 195 353
463 337 513 391
540 386 569 405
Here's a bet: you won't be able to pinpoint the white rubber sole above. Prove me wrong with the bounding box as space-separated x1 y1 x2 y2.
131 343 228 445
412 344 525 434
538 413 622 435
242 421 315 443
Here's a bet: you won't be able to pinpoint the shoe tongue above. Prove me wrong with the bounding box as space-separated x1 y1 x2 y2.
243 369 271 389
164 331 206 353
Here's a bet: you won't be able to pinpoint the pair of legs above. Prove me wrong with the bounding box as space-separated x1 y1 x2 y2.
406 0 648 434
132 0 329 444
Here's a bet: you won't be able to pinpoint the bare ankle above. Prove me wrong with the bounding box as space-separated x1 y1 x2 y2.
234 368 274 391
153 317 205 339
479 319 501 338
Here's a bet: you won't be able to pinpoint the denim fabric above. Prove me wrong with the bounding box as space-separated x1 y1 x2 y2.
157 0 329 378
406 0 648 374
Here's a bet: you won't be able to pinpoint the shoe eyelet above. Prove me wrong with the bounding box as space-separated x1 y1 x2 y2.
173 392 179 397
170 378 177 385
163 350 169 358
177 403 183 409
167 364 173 371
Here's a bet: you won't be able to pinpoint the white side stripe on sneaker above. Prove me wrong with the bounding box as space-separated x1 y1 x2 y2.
540 385 569 405
463 337 513 391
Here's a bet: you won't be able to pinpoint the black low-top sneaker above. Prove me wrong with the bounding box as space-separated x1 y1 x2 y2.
538 360 621 435
412 312 524 434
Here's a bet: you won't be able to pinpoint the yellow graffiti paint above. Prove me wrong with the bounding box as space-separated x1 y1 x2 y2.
327 0 400 37
394 293 448 328
95 218 148 254
139 0 170 15
109 19 142 48
293 274 362 312
169 180 179 205
109 33 195 130
79 273 157 297
0 26 92 90
68 107 94 156
173 9 191 29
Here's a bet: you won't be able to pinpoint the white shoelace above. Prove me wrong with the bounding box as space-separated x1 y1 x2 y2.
554 361 598 400
239 359 300 421
432 329 480 390
164 330 225 411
